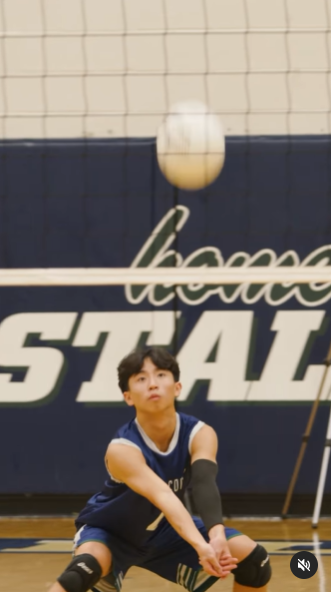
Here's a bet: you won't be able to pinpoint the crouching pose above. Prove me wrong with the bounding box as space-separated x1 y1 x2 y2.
49 347 271 592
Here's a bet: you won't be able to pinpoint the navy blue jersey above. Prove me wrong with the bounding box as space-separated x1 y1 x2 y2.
76 413 204 546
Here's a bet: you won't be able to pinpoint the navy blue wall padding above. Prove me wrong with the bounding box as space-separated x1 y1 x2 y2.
1 136 331 494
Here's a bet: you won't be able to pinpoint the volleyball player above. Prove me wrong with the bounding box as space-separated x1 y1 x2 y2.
48 347 271 592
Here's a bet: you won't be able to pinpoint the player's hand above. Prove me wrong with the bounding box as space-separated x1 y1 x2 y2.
196 542 224 577
209 536 238 578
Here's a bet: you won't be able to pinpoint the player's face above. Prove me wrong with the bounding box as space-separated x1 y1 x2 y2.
123 357 181 410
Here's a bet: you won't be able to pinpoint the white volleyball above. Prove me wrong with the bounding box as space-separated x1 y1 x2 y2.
156 101 225 190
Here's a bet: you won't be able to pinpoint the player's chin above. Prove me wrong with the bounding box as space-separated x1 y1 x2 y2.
145 395 173 411
144 397 164 410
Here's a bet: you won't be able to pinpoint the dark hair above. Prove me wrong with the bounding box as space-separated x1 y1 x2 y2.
117 347 180 393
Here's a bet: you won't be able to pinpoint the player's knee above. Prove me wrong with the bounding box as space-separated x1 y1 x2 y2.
234 544 271 588
57 553 102 592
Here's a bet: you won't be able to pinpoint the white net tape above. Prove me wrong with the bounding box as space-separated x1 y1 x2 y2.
0 267 330 286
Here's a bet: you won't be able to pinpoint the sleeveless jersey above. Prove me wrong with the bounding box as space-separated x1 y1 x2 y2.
76 412 204 546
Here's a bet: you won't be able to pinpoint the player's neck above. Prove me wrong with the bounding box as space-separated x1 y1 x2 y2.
135 408 177 452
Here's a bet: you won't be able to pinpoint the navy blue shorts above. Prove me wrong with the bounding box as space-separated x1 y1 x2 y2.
73 517 243 592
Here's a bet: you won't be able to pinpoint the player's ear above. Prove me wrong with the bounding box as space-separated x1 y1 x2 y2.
123 391 135 406
174 382 182 398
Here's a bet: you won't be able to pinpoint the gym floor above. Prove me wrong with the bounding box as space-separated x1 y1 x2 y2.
1 517 330 591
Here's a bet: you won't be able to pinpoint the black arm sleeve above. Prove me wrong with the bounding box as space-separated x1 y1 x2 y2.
190 459 224 532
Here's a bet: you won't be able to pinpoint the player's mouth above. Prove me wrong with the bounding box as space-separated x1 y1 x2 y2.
149 393 161 400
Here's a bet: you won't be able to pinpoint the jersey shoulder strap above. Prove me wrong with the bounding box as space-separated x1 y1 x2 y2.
177 412 205 454
110 419 143 451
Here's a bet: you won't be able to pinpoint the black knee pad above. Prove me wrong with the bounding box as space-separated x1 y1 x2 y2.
234 544 271 588
57 553 102 592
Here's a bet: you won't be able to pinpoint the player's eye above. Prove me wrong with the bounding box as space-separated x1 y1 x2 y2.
158 372 165 377
137 376 145 382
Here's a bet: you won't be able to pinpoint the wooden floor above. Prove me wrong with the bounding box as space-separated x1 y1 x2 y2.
1 517 331 592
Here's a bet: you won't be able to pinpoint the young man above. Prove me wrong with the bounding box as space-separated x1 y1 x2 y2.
49 347 271 592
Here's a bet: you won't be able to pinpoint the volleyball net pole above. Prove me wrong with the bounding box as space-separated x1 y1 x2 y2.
312 396 331 528
281 341 331 523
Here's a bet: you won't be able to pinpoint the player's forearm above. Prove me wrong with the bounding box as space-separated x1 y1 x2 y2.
155 490 208 553
208 524 226 540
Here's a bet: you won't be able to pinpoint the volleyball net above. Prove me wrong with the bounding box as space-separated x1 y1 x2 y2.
0 0 330 289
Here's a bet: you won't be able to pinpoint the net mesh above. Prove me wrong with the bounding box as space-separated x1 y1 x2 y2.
0 0 331 139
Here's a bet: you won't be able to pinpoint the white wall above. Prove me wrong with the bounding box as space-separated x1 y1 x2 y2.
1 0 331 138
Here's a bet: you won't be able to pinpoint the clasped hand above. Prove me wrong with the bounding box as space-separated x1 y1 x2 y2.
198 536 238 578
